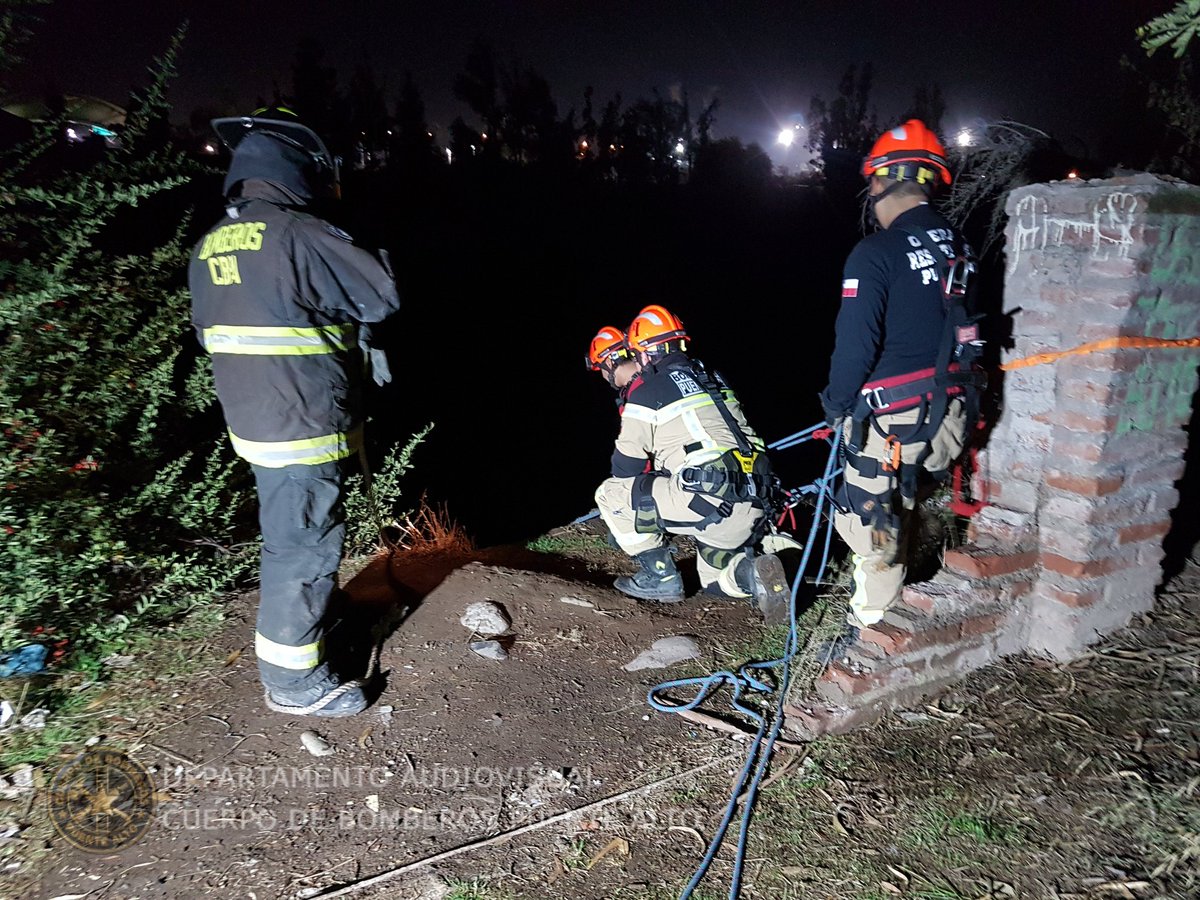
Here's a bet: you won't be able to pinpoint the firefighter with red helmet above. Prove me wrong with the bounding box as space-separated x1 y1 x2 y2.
591 307 790 622
820 119 985 656
189 107 401 716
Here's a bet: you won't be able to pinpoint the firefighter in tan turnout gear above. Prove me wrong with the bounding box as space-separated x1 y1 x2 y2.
188 108 401 716
591 307 791 622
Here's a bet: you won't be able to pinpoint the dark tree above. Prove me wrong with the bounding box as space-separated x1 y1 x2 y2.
499 63 559 163
291 38 347 152
903 83 946 136
348 61 390 157
596 93 622 178
453 39 502 157
696 95 719 148
807 63 877 170
448 115 479 164
691 137 772 193
392 70 438 168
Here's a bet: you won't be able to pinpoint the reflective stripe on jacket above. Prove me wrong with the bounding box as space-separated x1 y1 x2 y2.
188 179 400 464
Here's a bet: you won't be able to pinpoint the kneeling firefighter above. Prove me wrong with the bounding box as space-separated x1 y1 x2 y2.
189 107 401 716
592 306 791 622
820 119 986 655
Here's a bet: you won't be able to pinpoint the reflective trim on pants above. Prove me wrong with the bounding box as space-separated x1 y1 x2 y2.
230 426 362 468
255 631 323 670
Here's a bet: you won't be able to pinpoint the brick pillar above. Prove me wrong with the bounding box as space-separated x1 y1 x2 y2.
786 174 1200 739
991 174 1200 657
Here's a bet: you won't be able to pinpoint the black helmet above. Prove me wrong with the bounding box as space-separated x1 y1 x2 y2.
212 106 339 197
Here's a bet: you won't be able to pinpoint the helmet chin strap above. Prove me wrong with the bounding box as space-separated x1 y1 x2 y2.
867 178 905 226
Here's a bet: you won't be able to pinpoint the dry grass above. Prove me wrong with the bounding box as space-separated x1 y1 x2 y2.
384 493 476 556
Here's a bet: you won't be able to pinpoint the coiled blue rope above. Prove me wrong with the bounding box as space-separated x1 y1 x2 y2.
647 424 841 900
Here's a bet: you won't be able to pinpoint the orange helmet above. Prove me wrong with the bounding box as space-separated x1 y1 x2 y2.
862 119 951 186
586 325 630 371
627 305 689 355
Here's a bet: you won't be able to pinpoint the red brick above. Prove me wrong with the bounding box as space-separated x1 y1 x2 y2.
902 585 938 613
1039 552 1120 578
1063 350 1146 374
1043 586 1104 608
1045 472 1124 496
858 621 911 655
1052 437 1106 464
999 579 1035 603
944 548 1038 580
859 613 1005 657
1127 459 1187 487
1044 411 1120 433
1118 519 1172 544
1060 380 1117 403
959 612 1005 639
819 662 877 699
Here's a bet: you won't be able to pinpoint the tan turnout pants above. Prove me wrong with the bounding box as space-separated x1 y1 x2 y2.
595 475 765 597
836 399 966 628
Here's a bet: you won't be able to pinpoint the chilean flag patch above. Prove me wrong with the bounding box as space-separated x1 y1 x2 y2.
842 278 859 298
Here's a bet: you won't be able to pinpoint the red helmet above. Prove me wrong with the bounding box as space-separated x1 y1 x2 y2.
862 119 951 186
627 305 689 355
586 325 630 371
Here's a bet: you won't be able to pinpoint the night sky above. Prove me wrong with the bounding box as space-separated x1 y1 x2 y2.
7 0 1157 165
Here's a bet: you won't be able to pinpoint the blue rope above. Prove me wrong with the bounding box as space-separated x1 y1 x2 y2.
646 424 842 899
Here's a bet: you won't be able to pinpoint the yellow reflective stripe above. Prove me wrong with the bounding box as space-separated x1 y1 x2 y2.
229 426 362 468
621 403 657 424
255 632 323 670
656 394 717 425
203 324 357 355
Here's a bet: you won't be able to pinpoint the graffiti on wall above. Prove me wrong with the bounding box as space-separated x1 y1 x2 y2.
1009 192 1142 275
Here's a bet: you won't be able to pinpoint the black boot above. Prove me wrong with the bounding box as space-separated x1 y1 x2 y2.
735 552 791 625
614 547 685 602
265 664 371 717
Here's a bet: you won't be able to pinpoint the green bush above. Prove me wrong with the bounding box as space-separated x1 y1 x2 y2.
0 27 254 671
343 423 434 557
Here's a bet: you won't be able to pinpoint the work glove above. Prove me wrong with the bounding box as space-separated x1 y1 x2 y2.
357 325 392 387
820 394 847 433
367 346 392 386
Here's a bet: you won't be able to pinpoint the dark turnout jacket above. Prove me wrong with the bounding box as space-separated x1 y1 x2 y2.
821 203 969 417
189 172 400 468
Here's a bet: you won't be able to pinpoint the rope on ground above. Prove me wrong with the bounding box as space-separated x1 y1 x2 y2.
1000 336 1200 372
646 426 842 899
300 752 740 899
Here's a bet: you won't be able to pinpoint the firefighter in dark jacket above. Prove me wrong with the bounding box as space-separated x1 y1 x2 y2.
820 119 983 655
188 108 401 716
593 307 791 622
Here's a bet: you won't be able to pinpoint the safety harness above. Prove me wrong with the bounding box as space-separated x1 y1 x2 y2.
674 360 782 529
842 226 987 521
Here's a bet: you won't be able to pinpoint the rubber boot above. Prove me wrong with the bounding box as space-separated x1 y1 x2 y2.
265 664 371 717
735 552 791 625
614 547 685 603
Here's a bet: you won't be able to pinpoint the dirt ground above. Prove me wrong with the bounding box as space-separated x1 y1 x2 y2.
4 524 1199 900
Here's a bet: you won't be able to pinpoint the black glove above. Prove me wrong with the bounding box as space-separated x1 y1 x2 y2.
820 393 848 431
367 346 392 386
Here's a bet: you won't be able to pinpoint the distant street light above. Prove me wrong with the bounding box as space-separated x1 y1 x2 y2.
674 140 686 155
777 127 795 148
956 128 974 148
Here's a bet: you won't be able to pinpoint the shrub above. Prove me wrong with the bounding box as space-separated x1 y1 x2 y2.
0 26 254 672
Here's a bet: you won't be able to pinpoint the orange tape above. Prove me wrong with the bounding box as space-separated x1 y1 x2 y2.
1000 336 1200 372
